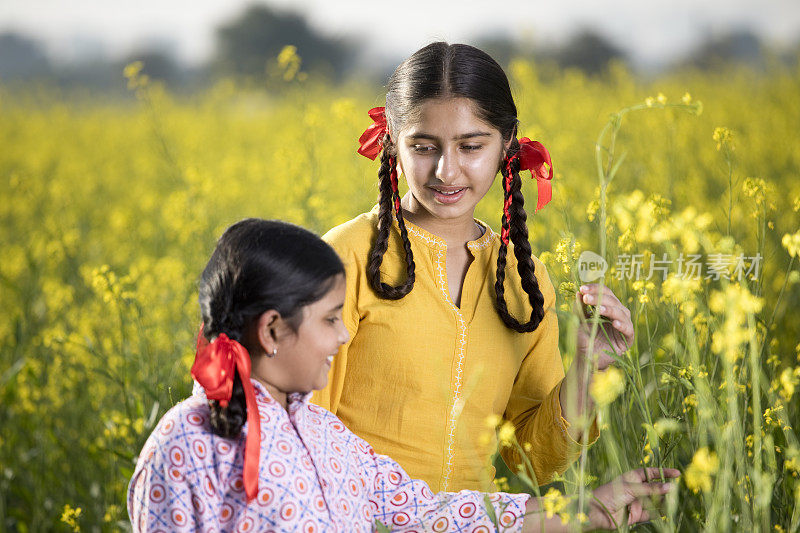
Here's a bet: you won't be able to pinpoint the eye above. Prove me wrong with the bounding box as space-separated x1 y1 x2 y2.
326 316 339 324
461 144 482 152
412 144 437 153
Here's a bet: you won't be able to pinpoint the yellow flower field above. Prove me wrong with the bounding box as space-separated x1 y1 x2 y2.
1 53 799 530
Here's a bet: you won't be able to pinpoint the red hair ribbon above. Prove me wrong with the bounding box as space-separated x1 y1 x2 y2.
357 107 387 160
191 326 261 502
500 137 554 245
388 156 401 212
519 137 553 211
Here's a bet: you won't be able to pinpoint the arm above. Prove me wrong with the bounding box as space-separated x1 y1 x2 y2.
520 468 679 532
501 258 599 485
368 450 530 532
127 442 203 532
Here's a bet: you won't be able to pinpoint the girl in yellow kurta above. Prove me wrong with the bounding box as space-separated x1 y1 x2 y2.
313 42 636 493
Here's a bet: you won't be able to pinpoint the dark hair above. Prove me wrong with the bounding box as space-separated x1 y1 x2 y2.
369 41 545 332
198 218 344 438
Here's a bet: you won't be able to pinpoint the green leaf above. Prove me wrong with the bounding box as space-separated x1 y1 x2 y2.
483 494 499 531
374 519 393 533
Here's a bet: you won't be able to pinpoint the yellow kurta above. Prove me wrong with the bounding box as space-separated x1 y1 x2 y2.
312 206 584 492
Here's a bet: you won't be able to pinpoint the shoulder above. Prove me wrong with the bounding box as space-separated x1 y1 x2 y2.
135 395 214 471
305 402 376 455
323 209 379 259
128 397 219 528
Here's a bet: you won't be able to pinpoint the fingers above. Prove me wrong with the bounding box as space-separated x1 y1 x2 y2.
579 283 622 307
579 283 630 319
628 500 651 524
591 469 679 529
623 467 681 483
625 480 675 499
654 467 681 480
579 284 634 340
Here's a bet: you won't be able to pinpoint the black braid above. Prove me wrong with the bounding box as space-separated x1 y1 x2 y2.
206 304 248 438
209 373 246 438
366 134 416 300
494 139 546 332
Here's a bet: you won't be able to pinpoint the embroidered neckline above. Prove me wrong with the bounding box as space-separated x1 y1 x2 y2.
371 204 496 252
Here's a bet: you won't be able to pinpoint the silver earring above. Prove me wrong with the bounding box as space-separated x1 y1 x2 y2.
269 347 277 358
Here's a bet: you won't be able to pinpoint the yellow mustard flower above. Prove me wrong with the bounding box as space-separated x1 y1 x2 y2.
685 447 719 493
782 231 800 258
542 487 570 523
498 421 516 448
713 126 734 151
60 504 82 532
589 367 625 406
780 368 798 401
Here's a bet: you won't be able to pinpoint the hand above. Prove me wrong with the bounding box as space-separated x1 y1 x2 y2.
588 468 680 530
574 283 634 370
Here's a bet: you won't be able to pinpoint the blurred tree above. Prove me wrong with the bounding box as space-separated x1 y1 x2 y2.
212 4 355 80
686 30 765 69
122 49 183 85
473 36 521 68
0 32 52 80
554 29 627 74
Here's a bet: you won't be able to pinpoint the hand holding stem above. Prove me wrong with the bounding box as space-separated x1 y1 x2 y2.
559 282 635 440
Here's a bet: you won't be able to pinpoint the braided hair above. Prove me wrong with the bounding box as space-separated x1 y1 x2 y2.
198 219 344 438
366 133 416 299
370 41 546 332
495 139 546 332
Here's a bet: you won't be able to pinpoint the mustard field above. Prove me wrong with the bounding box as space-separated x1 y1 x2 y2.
1 55 799 531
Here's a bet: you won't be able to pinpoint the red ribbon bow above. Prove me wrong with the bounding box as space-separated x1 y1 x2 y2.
501 137 554 245
191 327 260 502
357 107 387 160
517 137 553 212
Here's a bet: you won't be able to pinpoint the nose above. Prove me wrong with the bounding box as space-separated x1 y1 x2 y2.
435 148 459 184
338 322 350 346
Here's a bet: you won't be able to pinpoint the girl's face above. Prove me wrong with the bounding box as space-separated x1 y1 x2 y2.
396 97 509 222
253 275 349 396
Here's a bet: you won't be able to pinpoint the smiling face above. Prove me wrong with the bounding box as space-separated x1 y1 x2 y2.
251 275 349 399
396 97 510 224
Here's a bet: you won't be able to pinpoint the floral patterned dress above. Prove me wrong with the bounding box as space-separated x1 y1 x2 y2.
127 379 529 532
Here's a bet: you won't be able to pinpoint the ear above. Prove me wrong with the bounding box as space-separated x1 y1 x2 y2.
254 310 281 355
502 124 517 157
388 129 404 175
502 135 514 157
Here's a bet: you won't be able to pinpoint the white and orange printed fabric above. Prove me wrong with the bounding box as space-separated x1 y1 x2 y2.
128 380 528 532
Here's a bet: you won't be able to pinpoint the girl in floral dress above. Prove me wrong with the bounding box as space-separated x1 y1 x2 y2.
127 218 676 532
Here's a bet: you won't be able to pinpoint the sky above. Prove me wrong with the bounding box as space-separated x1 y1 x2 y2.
2 0 800 68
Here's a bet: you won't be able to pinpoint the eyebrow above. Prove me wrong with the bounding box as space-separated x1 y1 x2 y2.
406 131 493 141
328 304 344 312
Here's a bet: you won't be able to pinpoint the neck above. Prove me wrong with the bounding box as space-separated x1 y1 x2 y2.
251 374 288 410
247 347 290 410
401 193 483 247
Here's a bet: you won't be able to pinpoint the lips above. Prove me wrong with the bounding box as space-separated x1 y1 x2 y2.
429 185 467 204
